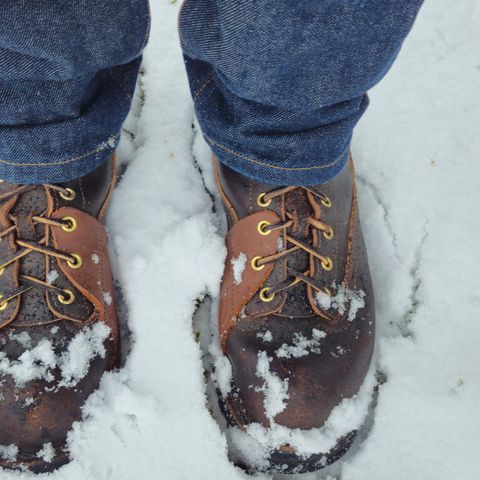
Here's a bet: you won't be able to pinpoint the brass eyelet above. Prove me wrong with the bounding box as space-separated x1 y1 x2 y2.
257 220 272 236
251 256 265 271
61 216 77 233
259 287 275 303
0 295 8 311
257 192 271 208
321 196 332 208
57 289 75 305
60 188 76 201
321 257 333 271
323 226 334 240
67 253 82 269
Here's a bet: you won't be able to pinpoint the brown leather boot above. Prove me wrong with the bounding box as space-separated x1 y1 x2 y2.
215 156 375 473
0 157 119 472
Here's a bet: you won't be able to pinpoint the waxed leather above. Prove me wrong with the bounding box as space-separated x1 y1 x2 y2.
216 156 375 434
0 157 118 472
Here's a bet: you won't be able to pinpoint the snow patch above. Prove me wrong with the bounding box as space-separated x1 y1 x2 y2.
8 331 31 348
36 442 55 463
276 329 326 359
46 269 59 285
231 252 247 286
58 323 110 388
0 339 56 386
91 253 100 264
0 444 18 462
256 330 273 343
0 323 110 388
103 291 113 306
255 351 289 421
316 284 366 321
277 237 284 252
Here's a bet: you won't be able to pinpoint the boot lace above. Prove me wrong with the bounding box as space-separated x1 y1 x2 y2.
0 183 81 312
252 186 334 303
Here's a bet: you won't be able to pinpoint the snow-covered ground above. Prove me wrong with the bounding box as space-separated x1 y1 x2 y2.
2 0 479 478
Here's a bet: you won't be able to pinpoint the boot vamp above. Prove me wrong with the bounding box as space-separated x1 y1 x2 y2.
227 299 374 430
0 318 115 453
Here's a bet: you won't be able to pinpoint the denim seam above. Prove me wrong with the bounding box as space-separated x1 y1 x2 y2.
203 133 348 172
0 133 119 167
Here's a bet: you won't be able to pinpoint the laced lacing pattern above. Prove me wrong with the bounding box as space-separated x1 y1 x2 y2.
0 183 81 311
253 187 334 303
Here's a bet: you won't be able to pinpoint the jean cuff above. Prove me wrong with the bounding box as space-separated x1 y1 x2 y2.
0 136 118 184
204 132 350 186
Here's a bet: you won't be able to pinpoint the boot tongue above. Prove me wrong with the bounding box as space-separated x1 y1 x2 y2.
280 189 315 317
8 186 56 326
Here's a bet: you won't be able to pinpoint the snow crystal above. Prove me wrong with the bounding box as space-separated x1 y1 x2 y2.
277 237 284 252
98 135 117 151
231 252 247 285
0 444 18 462
255 351 289 421
103 291 113 306
50 326 60 334
256 330 273 342
211 349 233 398
36 442 55 463
91 253 100 264
276 329 326 359
46 269 59 285
24 397 34 407
315 284 365 321
8 331 31 348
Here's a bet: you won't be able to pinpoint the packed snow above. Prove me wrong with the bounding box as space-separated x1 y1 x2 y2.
0 0 478 479
230 368 376 467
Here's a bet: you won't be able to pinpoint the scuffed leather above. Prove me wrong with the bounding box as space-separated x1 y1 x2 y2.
0 156 118 470
216 156 375 431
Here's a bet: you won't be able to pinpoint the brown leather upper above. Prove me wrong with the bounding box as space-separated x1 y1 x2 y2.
0 157 118 469
216 156 375 431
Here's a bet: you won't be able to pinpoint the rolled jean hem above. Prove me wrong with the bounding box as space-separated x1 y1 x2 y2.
204 132 350 186
0 134 118 184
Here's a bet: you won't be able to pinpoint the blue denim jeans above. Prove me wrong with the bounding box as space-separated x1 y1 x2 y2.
0 1 150 184
0 0 422 185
